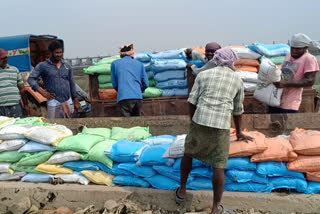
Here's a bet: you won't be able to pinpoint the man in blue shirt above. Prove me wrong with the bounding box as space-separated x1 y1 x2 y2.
111 44 148 116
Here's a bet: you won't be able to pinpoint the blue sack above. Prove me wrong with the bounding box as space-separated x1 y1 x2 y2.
226 170 268 184
137 144 174 166
151 59 187 72
225 182 269 192
156 79 188 89
190 167 213 179
154 70 186 82
135 53 151 62
226 157 256 171
21 173 53 183
96 162 131 176
187 177 212 190
152 165 181 182
62 161 100 171
18 141 56 153
186 60 205 68
106 140 147 163
146 71 154 79
247 43 290 57
266 177 308 193
162 88 188 97
142 135 176 145
305 182 320 194
144 175 180 190
149 49 186 60
256 162 304 179
173 158 206 170
113 175 150 188
143 62 151 70
118 163 156 178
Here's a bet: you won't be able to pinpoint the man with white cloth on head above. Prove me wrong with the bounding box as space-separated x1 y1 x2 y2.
270 33 319 113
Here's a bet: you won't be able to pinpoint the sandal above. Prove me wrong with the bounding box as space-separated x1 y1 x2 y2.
175 187 185 204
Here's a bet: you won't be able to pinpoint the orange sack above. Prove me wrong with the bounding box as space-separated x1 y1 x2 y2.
234 59 260 67
98 89 117 100
251 136 298 162
234 65 259 72
229 131 267 157
306 171 320 182
290 128 320 156
288 156 320 172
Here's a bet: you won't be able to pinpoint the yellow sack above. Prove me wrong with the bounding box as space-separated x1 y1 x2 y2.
36 163 73 174
81 170 114 186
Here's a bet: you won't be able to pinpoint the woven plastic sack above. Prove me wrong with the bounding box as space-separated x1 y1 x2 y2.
22 173 53 183
0 139 28 152
106 140 147 163
258 57 281 83
0 163 10 173
306 172 320 182
16 151 53 166
156 79 188 89
84 64 111 74
118 163 156 178
247 43 290 57
98 74 112 84
151 59 187 72
0 151 26 162
0 172 25 181
231 48 261 59
173 158 206 170
113 175 150 187
243 82 257 92
254 81 283 107
225 182 268 193
256 161 304 179
266 177 307 193
0 116 16 129
149 79 156 87
14 117 44 125
187 177 212 190
267 56 285 65
93 55 120 65
135 53 151 62
111 126 151 141
36 163 73 174
229 131 267 157
57 133 104 153
251 136 298 162
154 70 186 82
142 87 162 98
163 134 186 158
152 165 181 182
54 172 90 185
305 182 320 194
18 141 56 153
288 156 320 172
149 49 186 60
226 157 257 171
289 128 320 156
96 162 131 176
190 167 213 179
47 151 81 164
0 124 34 140
235 59 260 67
226 170 268 184
98 89 117 99
81 126 111 139
98 83 114 89
161 88 188 97
86 140 115 168
146 71 154 79
81 170 114 186
235 71 258 83
142 135 176 145
137 144 175 166
144 175 179 190
63 161 100 171
24 125 72 146
10 164 40 173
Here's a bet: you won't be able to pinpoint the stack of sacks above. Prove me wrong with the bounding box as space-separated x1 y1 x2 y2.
230 46 261 92
253 56 283 107
287 128 320 193
149 49 188 97
135 53 163 99
83 55 120 100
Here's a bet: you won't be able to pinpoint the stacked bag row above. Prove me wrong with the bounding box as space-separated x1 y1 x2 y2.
134 53 163 98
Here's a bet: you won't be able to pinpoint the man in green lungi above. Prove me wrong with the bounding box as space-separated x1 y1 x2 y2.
176 48 253 214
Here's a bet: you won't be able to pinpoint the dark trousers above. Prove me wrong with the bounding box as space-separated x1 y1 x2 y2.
116 99 142 117
268 106 299 114
0 104 24 117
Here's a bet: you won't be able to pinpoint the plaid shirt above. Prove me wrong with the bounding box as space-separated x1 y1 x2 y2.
188 66 244 129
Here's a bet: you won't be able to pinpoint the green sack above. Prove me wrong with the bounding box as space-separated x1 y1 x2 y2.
93 55 120 65
14 117 43 125
143 87 163 98
98 74 112 84
266 56 285 65
10 164 43 174
149 79 156 87
99 83 114 89
16 151 53 166
56 133 104 153
111 126 151 141
0 151 26 163
84 64 111 74
82 126 111 139
87 140 115 168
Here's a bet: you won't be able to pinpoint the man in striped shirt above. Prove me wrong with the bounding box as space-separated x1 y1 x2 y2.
0 49 29 117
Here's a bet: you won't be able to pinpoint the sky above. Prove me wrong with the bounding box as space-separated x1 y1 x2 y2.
1 0 320 58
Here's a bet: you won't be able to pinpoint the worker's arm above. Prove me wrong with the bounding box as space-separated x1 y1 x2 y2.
111 62 118 91
141 64 149 93
274 71 317 88
28 64 55 100
68 66 80 110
